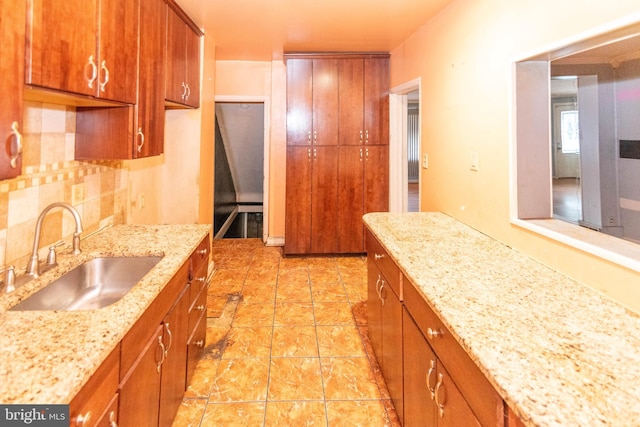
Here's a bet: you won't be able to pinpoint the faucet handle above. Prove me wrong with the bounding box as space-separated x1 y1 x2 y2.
47 240 65 265
0 265 16 293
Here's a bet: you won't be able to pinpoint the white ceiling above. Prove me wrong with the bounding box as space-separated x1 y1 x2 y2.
175 0 453 60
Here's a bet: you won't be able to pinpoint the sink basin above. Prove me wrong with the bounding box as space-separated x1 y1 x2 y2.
10 256 163 311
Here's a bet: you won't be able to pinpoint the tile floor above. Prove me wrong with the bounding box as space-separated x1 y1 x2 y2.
170 238 400 426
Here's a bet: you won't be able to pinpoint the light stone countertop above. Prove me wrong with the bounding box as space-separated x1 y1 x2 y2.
363 212 640 427
0 224 211 405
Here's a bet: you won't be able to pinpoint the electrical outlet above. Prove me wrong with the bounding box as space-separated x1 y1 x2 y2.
470 151 479 171
422 153 429 169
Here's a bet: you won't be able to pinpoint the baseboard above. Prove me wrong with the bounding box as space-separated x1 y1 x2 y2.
266 236 284 247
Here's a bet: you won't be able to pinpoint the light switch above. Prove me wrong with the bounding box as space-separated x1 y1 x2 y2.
422 153 429 169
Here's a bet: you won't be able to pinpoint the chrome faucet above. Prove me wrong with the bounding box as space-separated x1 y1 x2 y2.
26 202 83 277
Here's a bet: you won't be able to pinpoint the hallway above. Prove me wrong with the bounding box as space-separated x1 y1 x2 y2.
171 239 400 426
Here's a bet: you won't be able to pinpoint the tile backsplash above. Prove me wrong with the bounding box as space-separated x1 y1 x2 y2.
0 102 129 270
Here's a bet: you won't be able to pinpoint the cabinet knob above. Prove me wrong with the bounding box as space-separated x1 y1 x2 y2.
374 253 384 260
196 304 205 311
427 327 443 339
195 340 204 348
9 121 23 169
198 248 208 256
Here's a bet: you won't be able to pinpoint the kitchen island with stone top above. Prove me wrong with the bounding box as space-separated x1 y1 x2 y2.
363 212 640 426
0 223 211 407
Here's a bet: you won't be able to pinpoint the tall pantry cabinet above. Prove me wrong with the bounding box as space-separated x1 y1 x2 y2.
284 54 389 255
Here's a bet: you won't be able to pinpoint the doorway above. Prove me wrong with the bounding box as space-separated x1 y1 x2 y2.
214 98 269 241
389 78 421 213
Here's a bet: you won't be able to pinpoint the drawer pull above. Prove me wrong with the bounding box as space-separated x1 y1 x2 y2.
378 281 386 306
75 411 92 427
435 373 446 417
196 304 205 312
109 410 118 427
198 248 208 256
374 253 384 260
164 322 173 356
427 327 443 339
157 336 165 373
195 340 204 348
196 277 206 284
427 359 436 400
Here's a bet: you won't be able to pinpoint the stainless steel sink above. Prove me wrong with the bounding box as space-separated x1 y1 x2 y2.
10 256 163 311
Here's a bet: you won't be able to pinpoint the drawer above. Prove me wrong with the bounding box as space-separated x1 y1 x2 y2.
188 283 207 335
366 229 402 299
190 234 210 280
70 343 120 427
189 261 208 309
186 310 207 385
403 279 503 427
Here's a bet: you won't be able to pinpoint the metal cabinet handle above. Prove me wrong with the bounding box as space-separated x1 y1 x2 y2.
427 327 443 339
360 147 363 161
198 248 208 256
435 373 445 417
75 411 92 427
307 148 311 161
195 340 204 348
85 55 98 89
9 121 22 168
313 130 317 144
365 147 369 160
136 127 145 153
313 148 317 160
181 82 187 100
307 130 311 144
156 336 165 373
360 130 363 143
379 280 386 305
375 275 382 297
185 83 191 100
100 60 109 92
374 253 384 260
365 129 369 143
164 322 173 356
109 411 118 427
196 304 205 312
427 359 436 400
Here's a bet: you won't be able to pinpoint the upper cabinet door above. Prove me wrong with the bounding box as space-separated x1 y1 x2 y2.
338 59 364 146
0 0 25 180
26 0 138 103
286 59 313 146
184 25 200 108
165 6 201 108
364 57 390 145
97 0 139 104
311 58 339 146
26 0 98 97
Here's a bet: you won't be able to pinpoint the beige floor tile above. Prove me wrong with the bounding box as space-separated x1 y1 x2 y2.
267 358 324 401
306 257 336 268
223 326 273 359
321 357 382 400
200 402 266 427
205 325 232 359
277 267 310 285
316 325 365 357
265 401 327 426
313 301 356 325
185 359 220 398
244 267 279 286
274 301 315 326
210 358 270 402
278 257 309 269
325 400 391 427
241 283 277 304
171 398 208 427
232 302 275 327
271 326 319 357
308 266 341 284
276 282 312 303
311 281 348 302
211 268 247 289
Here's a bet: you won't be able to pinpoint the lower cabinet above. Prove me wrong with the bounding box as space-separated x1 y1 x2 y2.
72 233 211 427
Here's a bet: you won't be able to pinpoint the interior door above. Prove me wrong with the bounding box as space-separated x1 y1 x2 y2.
552 102 580 178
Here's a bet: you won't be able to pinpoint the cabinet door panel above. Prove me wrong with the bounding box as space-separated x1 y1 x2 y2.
165 7 187 104
312 59 339 146
403 309 436 427
364 145 389 214
98 0 138 103
437 363 482 427
285 146 312 254
159 287 190 427
119 324 164 427
381 278 403 422
364 57 390 146
311 146 339 253
0 0 25 180
26 0 97 97
136 0 166 158
286 59 313 146
367 258 383 366
338 59 364 146
185 26 201 108
338 146 364 253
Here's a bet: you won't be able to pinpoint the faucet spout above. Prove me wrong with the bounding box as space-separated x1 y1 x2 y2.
26 202 84 277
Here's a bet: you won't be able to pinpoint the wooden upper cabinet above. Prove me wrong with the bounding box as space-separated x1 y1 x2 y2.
311 59 339 146
0 0 25 180
338 59 364 146
26 0 138 103
286 59 313 146
364 57 390 145
165 5 201 108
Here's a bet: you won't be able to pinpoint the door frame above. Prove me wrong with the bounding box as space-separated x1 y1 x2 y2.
389 78 421 212
214 95 271 243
